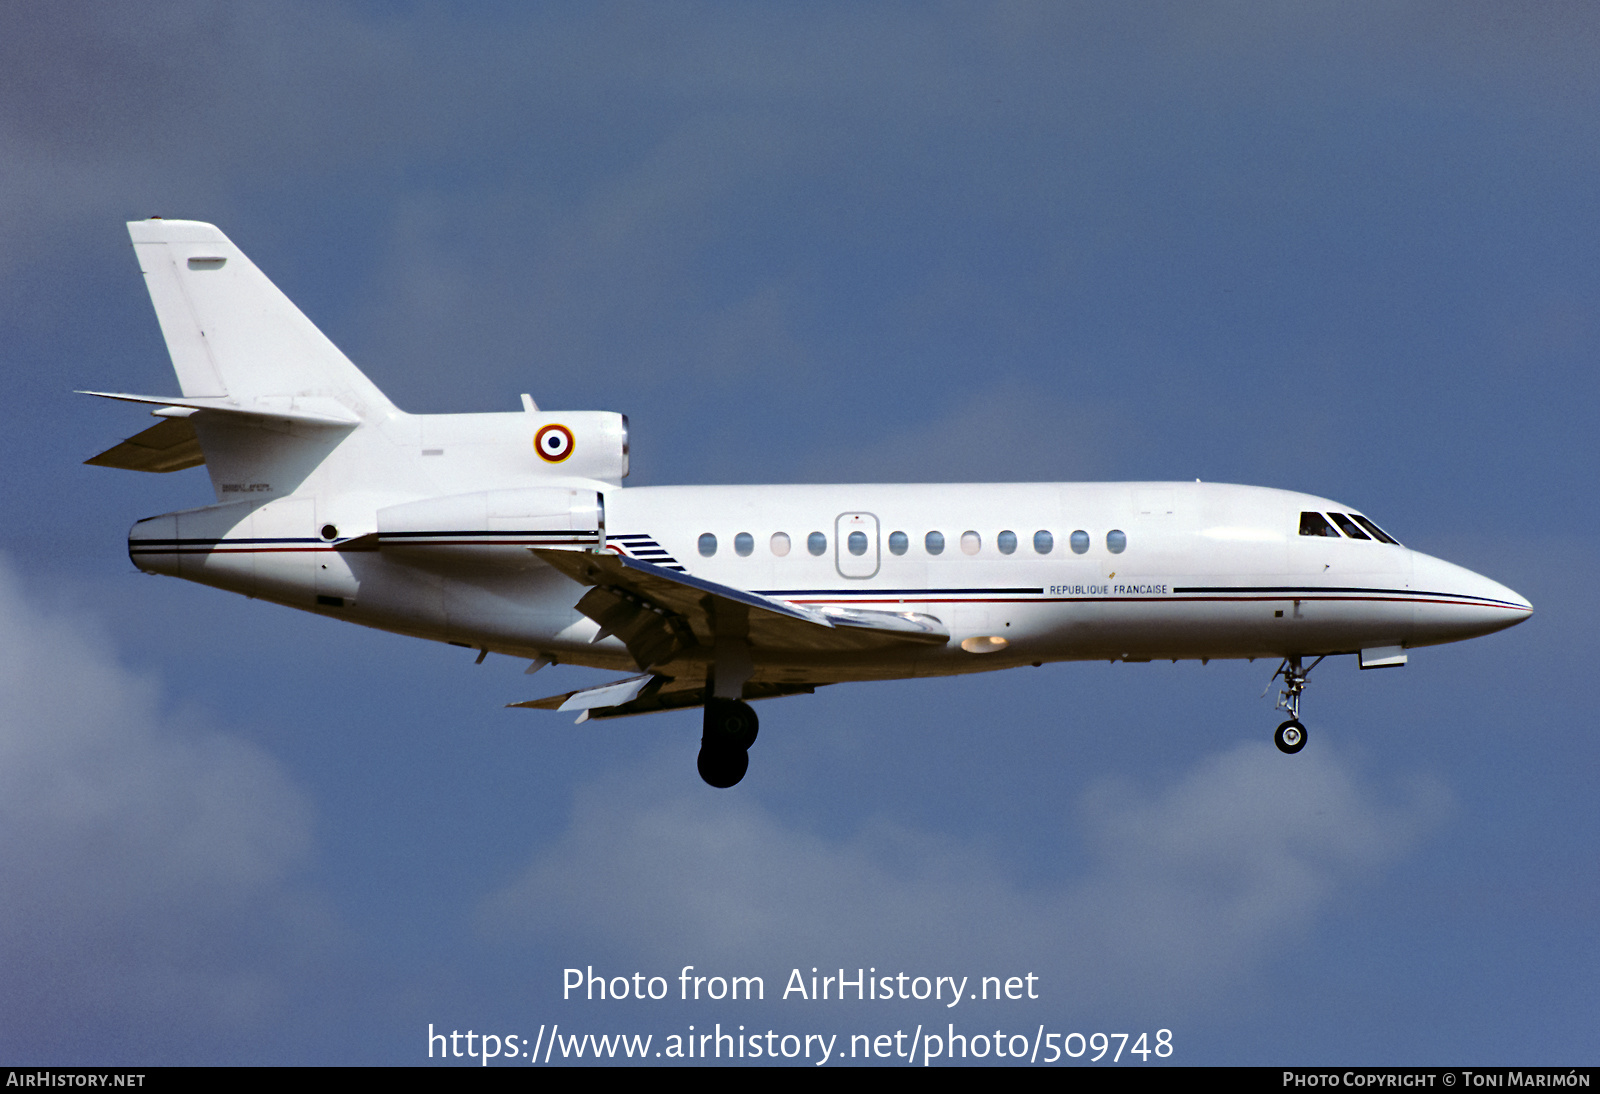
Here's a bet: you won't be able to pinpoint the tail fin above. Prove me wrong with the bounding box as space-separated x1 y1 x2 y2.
126 218 395 416
93 220 403 501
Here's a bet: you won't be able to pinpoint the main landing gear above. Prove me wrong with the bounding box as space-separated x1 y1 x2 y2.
698 698 759 788
1268 654 1324 755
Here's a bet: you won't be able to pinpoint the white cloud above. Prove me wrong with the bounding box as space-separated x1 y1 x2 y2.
0 556 323 1057
484 741 1446 1014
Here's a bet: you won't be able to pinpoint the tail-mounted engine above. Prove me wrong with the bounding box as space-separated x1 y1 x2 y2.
129 487 604 610
375 487 604 566
525 411 628 484
418 410 630 487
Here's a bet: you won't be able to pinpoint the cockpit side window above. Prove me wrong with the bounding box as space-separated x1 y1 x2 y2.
1350 513 1400 545
1299 512 1340 537
1328 513 1371 540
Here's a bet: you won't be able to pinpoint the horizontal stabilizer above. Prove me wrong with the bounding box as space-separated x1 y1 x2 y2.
85 418 204 473
78 390 361 427
510 672 814 721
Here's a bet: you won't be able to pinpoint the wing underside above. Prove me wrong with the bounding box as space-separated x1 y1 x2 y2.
516 548 948 717
509 672 816 721
84 417 206 473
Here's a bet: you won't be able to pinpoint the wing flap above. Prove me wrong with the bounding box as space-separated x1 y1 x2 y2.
574 585 698 669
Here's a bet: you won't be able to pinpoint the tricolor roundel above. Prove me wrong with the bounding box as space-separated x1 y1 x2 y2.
534 424 575 463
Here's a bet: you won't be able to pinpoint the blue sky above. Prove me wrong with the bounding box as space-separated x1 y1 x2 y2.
1 2 1595 1065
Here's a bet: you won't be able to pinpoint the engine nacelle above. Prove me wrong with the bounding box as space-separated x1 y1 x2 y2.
525 412 629 484
375 487 604 567
416 410 630 488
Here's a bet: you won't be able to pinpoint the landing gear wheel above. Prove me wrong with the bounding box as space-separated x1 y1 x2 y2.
704 698 759 751
697 745 749 788
697 699 758 787
1274 719 1307 754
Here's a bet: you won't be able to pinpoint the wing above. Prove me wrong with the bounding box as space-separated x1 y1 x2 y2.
529 548 948 671
508 672 816 722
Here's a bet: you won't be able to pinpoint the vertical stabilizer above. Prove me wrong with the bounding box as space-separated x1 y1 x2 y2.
126 219 396 418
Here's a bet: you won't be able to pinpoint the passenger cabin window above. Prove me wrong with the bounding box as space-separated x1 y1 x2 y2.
1327 513 1370 540
1299 512 1340 537
734 532 755 556
888 531 909 555
1350 514 1400 545
997 530 1017 555
925 531 945 555
847 530 869 556
1070 530 1090 554
698 533 718 556
960 531 981 555
1107 529 1127 554
771 532 791 556
1033 530 1053 554
807 531 827 556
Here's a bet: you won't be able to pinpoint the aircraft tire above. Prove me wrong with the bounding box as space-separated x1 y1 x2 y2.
697 745 749 788
1274 719 1307 754
704 698 759 751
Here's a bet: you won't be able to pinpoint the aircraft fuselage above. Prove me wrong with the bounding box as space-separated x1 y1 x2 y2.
129 479 1529 685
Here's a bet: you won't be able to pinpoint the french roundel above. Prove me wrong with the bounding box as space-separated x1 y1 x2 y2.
534 424 575 463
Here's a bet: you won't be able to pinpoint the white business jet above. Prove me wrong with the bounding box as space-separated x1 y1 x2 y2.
86 220 1532 787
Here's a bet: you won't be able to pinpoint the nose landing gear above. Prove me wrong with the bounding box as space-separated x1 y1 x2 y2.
1268 655 1323 754
697 698 759 787
1274 718 1306 754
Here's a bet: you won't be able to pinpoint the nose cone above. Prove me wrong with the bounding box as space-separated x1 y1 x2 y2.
1409 550 1532 646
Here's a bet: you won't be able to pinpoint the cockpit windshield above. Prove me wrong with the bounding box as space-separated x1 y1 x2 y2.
1299 510 1401 545
1349 513 1399 544
1299 512 1339 537
1328 513 1370 540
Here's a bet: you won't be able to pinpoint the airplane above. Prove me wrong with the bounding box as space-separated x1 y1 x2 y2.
85 219 1533 787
